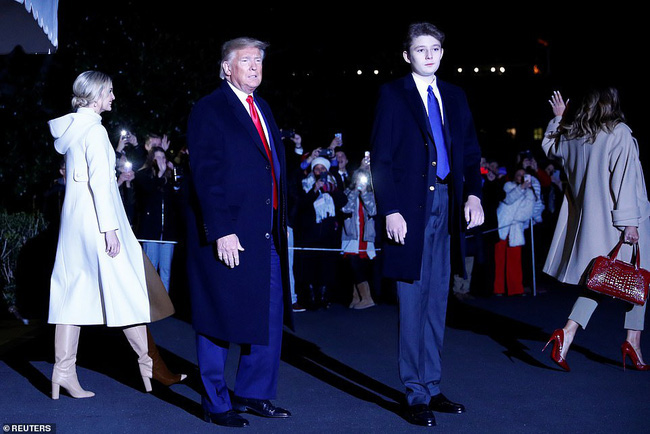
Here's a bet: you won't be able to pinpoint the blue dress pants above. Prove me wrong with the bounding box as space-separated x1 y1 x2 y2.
397 183 450 406
196 236 284 414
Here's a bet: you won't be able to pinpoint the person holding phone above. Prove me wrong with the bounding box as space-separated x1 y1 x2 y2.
493 168 536 296
293 157 346 309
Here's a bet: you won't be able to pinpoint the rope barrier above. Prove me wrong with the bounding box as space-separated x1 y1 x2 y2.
138 239 178 244
290 218 540 296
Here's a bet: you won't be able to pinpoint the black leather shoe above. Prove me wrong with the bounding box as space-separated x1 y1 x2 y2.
429 393 466 414
404 404 436 427
233 397 291 418
203 410 249 427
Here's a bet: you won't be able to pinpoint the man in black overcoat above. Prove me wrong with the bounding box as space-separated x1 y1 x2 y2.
185 36 293 428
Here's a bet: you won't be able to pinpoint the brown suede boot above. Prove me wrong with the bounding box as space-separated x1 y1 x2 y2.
349 285 361 308
146 326 187 386
354 281 375 310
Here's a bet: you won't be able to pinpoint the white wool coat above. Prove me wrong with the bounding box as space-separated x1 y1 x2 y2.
48 108 150 326
542 116 650 284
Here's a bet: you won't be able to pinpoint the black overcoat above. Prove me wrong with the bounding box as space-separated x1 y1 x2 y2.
370 74 483 281
185 80 292 345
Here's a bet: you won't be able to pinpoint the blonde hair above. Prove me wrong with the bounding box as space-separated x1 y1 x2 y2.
71 70 112 110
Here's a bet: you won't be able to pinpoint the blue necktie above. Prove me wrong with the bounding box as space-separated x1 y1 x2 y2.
427 85 450 180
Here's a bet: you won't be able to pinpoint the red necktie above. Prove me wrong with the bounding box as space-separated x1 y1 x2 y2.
246 95 277 209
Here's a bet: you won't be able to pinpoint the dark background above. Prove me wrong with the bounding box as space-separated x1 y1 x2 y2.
0 2 644 211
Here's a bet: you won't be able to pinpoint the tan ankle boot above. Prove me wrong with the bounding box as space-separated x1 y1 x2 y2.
51 324 95 399
147 326 187 386
349 285 361 308
354 281 375 310
123 325 153 392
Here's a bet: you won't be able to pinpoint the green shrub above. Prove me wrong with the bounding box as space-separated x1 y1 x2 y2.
0 211 47 317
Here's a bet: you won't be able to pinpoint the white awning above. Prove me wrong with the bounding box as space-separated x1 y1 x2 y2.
0 0 58 54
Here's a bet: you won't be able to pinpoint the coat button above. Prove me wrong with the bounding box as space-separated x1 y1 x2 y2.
432 161 437 166
265 233 271 239
429 185 435 191
266 198 271 205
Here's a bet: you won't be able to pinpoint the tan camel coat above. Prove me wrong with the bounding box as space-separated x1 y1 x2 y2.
542 116 650 285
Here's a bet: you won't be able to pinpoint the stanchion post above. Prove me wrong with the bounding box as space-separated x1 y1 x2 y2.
530 219 536 296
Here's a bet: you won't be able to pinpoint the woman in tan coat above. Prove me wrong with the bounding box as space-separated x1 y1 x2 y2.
541 87 650 371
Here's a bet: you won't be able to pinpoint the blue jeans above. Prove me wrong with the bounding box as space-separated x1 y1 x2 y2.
143 242 175 292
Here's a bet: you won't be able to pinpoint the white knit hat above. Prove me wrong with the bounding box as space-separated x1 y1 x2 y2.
311 156 331 171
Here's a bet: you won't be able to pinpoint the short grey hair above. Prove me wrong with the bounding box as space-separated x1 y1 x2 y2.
219 37 269 79
71 70 112 111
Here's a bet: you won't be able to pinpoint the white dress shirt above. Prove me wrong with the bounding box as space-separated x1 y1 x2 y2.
411 73 444 123
226 81 270 143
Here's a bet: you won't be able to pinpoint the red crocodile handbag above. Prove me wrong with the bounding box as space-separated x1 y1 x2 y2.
586 240 650 306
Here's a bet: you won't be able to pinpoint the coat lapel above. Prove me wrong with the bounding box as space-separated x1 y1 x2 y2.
403 76 431 143
221 81 270 160
437 81 454 156
257 100 282 182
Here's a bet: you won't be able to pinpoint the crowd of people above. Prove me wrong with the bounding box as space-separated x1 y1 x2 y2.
457 148 564 300
280 131 563 310
284 132 379 312
43 127 564 310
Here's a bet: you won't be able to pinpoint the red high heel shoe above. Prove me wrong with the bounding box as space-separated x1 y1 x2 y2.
621 341 650 371
543 329 570 371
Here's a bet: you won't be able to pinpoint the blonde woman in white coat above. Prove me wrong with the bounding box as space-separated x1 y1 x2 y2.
541 87 650 372
48 71 153 399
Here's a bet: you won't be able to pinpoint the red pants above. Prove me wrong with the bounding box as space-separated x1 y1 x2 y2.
493 239 524 295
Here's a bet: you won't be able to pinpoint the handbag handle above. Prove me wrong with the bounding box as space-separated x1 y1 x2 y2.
609 239 641 269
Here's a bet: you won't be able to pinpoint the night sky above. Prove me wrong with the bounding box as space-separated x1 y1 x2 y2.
7 3 648 171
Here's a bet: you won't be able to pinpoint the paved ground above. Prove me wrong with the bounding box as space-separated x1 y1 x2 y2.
1 275 649 433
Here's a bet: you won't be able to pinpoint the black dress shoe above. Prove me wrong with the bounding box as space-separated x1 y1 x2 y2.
203 410 249 427
429 393 466 414
233 397 291 418
404 404 436 427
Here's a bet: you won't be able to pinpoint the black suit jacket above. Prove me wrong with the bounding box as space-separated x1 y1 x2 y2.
370 74 482 281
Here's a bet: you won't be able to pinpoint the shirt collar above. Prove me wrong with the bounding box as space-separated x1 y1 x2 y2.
226 80 253 106
412 73 438 94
